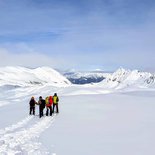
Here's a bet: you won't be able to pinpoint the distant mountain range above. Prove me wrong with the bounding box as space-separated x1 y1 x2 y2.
63 71 110 84
0 67 154 90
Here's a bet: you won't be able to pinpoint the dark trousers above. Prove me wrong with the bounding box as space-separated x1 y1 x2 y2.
39 106 44 118
53 104 59 113
46 106 53 116
29 107 35 115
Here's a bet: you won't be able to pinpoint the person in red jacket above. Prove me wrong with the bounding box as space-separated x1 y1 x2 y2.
45 96 53 116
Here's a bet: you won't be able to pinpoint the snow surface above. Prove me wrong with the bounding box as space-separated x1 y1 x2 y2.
0 67 155 155
0 66 71 87
97 68 155 90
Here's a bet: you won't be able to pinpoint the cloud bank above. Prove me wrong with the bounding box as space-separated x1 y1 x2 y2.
0 0 155 71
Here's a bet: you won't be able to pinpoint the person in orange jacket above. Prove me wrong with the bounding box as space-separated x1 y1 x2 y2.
45 96 53 116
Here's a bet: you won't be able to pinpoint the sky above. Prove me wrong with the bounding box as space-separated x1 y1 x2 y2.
0 0 155 71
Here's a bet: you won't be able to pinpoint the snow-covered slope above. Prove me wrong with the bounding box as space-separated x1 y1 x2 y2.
99 68 155 89
0 88 155 155
0 67 155 154
64 71 110 84
0 66 71 87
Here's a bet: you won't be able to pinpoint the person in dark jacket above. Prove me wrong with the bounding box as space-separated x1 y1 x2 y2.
29 96 37 115
53 93 59 113
37 96 45 118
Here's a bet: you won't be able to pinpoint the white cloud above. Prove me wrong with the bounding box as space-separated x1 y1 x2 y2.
0 48 56 68
0 46 86 70
0 0 155 71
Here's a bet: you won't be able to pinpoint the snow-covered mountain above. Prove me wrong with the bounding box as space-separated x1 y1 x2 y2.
0 66 71 88
0 67 155 155
99 68 155 89
0 66 154 92
64 71 110 84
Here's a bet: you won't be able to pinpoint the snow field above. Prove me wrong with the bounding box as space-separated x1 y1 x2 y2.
0 116 33 135
41 93 155 155
0 114 57 155
0 88 155 155
0 67 155 154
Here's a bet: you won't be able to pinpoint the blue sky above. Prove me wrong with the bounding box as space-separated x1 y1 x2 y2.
0 0 155 71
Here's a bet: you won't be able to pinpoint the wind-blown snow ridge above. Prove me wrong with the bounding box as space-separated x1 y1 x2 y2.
0 66 71 87
0 114 57 155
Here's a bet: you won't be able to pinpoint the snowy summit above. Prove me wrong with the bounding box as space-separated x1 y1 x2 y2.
0 66 71 87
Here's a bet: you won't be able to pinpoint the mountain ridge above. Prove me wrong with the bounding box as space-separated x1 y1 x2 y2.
98 68 155 89
0 66 71 87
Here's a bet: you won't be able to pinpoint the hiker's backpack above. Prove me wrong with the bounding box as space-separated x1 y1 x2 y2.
53 96 59 104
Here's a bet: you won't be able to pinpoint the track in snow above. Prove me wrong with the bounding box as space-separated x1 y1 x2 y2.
0 116 34 135
0 101 10 107
0 114 57 155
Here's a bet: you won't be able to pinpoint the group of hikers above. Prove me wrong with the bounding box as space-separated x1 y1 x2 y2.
29 93 59 118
